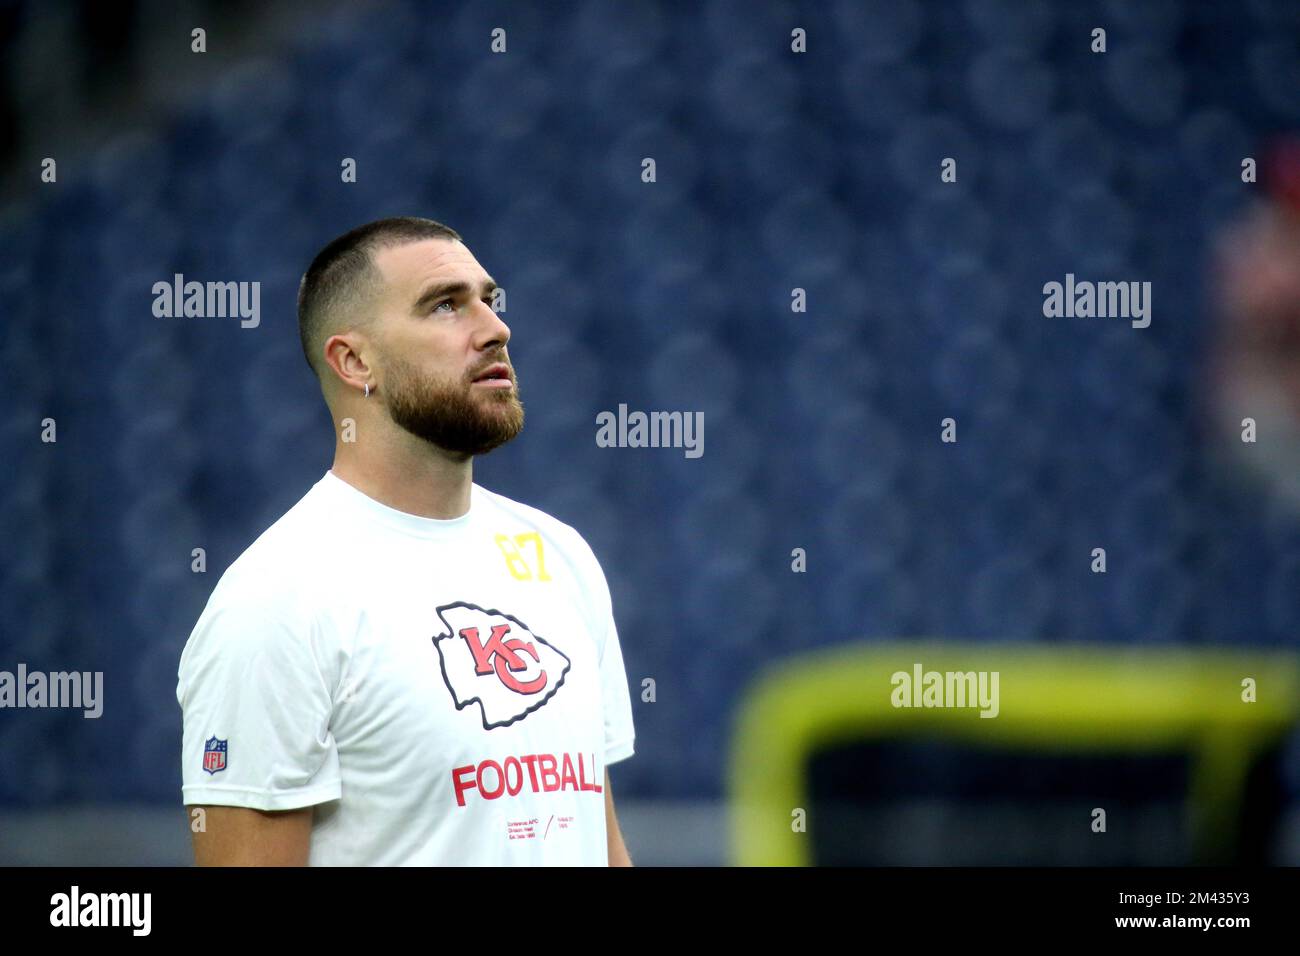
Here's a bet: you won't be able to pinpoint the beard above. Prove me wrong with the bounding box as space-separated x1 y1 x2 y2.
382 353 524 456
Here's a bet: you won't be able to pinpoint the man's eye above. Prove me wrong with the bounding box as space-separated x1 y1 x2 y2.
432 299 455 314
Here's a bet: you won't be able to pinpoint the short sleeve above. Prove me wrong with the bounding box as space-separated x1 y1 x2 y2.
584 552 635 766
176 589 343 810
600 613 636 765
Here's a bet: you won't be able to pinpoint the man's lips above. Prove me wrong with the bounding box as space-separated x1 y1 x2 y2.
472 363 513 387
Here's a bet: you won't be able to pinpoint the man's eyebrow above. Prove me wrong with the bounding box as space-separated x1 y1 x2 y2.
412 278 499 313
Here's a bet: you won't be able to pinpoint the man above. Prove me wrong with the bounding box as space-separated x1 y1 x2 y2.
176 217 635 865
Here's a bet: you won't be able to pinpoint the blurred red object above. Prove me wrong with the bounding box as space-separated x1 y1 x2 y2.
1207 134 1300 509
1264 136 1300 217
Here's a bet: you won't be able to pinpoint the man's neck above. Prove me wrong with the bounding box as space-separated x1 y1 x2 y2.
330 428 474 520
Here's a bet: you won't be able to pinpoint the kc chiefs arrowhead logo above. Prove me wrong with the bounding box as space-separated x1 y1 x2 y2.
433 602 571 729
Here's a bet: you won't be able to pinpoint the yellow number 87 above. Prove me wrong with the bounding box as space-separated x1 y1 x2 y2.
494 532 551 581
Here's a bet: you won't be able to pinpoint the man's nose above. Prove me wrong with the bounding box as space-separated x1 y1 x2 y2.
473 299 511 348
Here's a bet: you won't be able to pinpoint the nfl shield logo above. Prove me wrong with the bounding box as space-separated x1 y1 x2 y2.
203 736 227 775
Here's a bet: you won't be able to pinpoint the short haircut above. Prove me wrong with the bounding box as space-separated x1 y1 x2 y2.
296 216 463 379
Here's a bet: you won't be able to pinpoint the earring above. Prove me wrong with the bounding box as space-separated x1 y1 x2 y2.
364 383 371 398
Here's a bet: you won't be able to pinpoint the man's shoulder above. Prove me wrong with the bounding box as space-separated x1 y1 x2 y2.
204 478 340 612
474 485 616 621
474 484 599 562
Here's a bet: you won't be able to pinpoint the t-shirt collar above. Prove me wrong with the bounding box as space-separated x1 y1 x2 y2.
319 469 477 538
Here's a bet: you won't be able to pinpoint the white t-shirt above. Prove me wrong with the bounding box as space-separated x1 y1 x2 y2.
176 470 635 865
